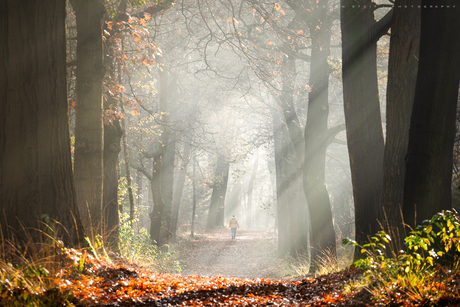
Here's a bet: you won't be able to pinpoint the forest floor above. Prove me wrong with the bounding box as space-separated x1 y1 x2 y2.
175 228 288 279
5 228 460 306
55 228 373 306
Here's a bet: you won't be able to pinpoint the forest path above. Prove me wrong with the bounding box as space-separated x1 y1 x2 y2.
175 228 289 279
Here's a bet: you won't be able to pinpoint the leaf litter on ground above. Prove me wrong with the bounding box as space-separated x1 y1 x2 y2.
58 229 373 306
61 251 367 306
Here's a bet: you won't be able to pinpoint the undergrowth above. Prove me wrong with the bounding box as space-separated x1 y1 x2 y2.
118 211 181 273
344 209 460 306
0 209 181 306
285 243 354 277
0 217 77 306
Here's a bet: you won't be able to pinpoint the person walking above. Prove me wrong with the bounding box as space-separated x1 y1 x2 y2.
228 215 239 239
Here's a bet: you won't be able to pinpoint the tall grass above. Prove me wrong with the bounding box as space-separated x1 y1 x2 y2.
287 244 354 277
0 218 77 306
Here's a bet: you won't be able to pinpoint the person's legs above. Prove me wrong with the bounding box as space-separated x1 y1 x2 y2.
231 228 236 239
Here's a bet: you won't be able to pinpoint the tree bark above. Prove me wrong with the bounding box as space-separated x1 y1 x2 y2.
383 0 420 241
149 57 173 245
103 121 121 249
303 2 337 265
340 0 392 246
271 105 309 256
275 51 310 256
403 0 460 228
0 0 85 246
102 61 122 250
276 0 338 266
150 152 165 244
71 0 106 238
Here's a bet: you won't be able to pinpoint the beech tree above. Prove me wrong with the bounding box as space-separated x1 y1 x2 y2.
298 1 339 263
0 0 85 245
340 0 392 246
403 0 460 228
70 0 106 238
68 0 173 243
383 0 420 241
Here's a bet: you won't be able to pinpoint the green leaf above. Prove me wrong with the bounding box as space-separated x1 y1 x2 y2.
425 225 432 234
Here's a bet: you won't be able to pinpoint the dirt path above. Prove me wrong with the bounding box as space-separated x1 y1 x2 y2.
175 228 288 279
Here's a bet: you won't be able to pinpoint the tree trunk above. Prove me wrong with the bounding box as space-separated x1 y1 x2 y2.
271 105 308 256
279 52 304 164
101 0 129 250
0 0 85 246
275 51 310 256
303 3 336 265
158 138 176 245
149 57 173 245
206 153 230 229
383 0 420 242
150 153 164 244
71 0 105 238
170 142 191 242
340 0 392 246
272 107 288 255
103 121 122 249
403 0 460 228
121 117 135 223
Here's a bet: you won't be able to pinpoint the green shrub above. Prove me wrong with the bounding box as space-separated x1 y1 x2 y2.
118 212 181 273
343 210 460 305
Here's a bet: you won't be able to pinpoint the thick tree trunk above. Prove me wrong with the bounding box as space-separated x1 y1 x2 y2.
279 53 304 164
0 0 85 245
303 3 336 265
276 52 310 256
340 0 392 246
271 105 308 256
71 0 105 238
403 0 460 228
275 1 338 266
383 1 420 242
